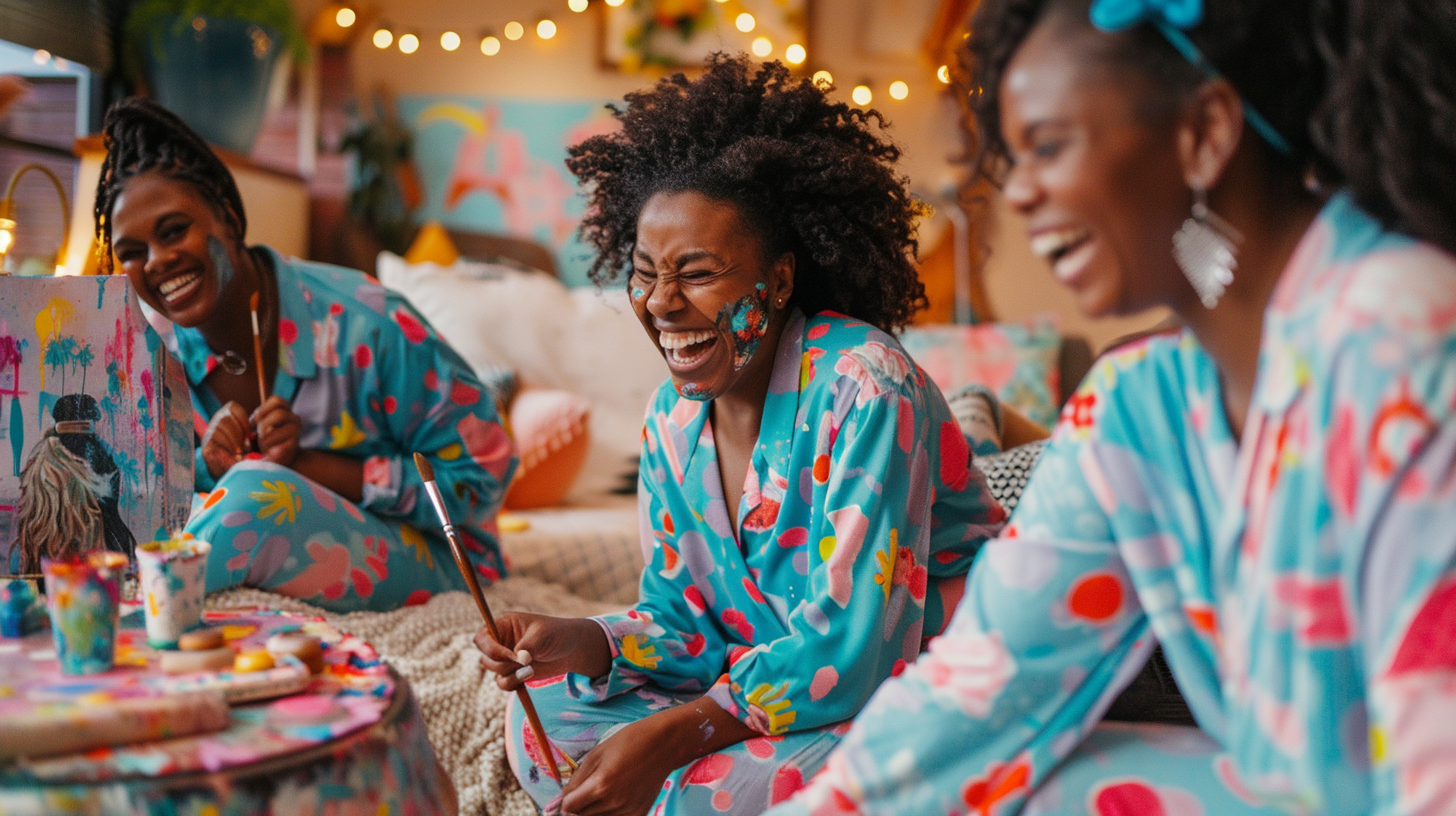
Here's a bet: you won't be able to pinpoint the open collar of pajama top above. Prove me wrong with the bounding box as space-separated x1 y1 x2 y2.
768 192 1456 816
153 247 515 580
589 310 1007 737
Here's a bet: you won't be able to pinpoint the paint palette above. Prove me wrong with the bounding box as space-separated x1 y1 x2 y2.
0 608 395 782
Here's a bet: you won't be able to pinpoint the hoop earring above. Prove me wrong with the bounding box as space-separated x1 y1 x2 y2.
1172 188 1242 309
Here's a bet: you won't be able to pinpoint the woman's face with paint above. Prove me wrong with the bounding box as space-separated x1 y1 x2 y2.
629 191 792 402
110 171 246 329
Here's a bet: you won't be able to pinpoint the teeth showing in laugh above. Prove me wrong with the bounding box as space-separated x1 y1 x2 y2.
659 329 716 364
159 273 200 303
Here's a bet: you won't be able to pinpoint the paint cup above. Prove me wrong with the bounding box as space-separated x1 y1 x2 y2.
136 538 211 649
41 551 127 675
0 578 40 638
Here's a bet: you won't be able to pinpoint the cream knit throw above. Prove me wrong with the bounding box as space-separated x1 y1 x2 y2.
210 579 625 816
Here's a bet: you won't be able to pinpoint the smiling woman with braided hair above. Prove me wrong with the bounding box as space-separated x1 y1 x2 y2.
96 97 516 613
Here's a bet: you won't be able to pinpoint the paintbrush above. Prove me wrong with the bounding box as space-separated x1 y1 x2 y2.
412 452 566 787
249 290 268 405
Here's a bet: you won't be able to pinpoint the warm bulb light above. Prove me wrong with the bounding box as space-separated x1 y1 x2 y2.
937 64 950 84
851 84 872 106
441 31 461 51
889 80 909 100
605 0 625 6
481 35 501 55
32 50 50 65
569 0 588 10
0 219 13 256
812 70 833 88
373 28 393 48
504 21 525 40
784 43 806 64
537 19 557 39
735 12 755 32
751 37 772 57
335 7 355 27
399 33 419 53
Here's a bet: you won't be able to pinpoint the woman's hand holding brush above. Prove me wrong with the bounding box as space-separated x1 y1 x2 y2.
474 613 613 692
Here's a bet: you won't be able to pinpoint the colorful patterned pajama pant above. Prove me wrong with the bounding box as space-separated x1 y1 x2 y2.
1018 723 1286 816
508 674 849 815
187 461 467 613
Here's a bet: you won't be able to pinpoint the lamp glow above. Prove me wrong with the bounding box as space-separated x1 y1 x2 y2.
889 80 909 100
605 0 625 6
569 0 588 10
0 164 71 276
441 31 461 51
851 84 872 106
937 64 950 83
399 33 419 53
784 43 806 64
481 35 501 55
812 70 833 88
335 7 355 27
735 12 755 32
537 19 557 39
373 28 393 48
32 50 50 65
0 220 13 256
504 21 525 40
751 37 772 57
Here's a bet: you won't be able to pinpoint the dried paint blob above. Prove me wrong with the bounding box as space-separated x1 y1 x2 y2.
717 286 770 371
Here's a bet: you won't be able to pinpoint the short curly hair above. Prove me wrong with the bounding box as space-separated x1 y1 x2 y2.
566 55 927 333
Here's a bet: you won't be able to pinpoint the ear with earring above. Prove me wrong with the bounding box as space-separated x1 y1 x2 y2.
1173 187 1242 309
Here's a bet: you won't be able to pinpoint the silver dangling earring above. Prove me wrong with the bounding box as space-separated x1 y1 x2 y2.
1172 188 1242 309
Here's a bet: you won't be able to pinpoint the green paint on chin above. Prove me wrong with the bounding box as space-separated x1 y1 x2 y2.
678 380 713 401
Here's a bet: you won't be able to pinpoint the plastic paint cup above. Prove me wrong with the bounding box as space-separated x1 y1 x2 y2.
136 538 211 649
0 578 39 638
42 551 128 675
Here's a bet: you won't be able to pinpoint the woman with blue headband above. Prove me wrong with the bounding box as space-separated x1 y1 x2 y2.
768 0 1456 813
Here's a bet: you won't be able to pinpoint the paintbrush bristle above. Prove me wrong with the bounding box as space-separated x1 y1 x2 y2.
413 452 434 482
250 291 259 311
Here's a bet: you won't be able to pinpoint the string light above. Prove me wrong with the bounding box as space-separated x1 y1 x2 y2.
751 36 772 57
784 43 806 64
812 70 833 88
537 19 557 39
480 34 501 55
372 27 393 48
889 80 909 100
568 0 588 11
335 6 356 27
504 21 525 40
937 64 950 84
605 0 625 6
735 13 755 32
441 31 461 51
851 84 872 106
398 32 419 53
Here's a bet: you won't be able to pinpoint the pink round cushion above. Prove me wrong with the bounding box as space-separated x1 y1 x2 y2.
504 387 592 509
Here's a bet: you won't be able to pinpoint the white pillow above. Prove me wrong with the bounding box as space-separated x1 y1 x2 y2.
378 251 667 500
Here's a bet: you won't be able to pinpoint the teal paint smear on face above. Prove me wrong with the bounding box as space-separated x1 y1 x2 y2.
717 285 770 371
208 236 237 296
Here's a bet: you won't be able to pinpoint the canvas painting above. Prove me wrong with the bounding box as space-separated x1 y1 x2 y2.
0 275 193 575
400 95 620 287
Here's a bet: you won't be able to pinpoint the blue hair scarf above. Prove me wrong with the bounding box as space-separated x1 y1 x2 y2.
1089 0 1294 155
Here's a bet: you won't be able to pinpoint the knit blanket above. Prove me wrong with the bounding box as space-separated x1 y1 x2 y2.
210 580 625 816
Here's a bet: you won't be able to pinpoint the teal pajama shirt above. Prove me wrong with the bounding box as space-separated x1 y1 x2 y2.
768 194 1456 815
507 311 1006 813
154 248 515 612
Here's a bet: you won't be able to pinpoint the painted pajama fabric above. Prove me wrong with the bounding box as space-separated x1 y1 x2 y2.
508 310 1006 811
769 193 1456 816
157 248 515 612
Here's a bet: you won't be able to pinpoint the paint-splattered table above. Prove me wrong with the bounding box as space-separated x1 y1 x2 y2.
0 608 456 815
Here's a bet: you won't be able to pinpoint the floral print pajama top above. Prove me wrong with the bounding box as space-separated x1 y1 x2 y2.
770 193 1456 815
589 310 1006 736
157 248 515 611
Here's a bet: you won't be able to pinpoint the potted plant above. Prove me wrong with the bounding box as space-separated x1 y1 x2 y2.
124 0 307 154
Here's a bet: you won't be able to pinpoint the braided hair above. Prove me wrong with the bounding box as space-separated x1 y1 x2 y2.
93 97 248 272
959 0 1456 255
567 54 928 334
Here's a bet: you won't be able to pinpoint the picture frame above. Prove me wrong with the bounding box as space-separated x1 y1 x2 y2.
600 0 811 72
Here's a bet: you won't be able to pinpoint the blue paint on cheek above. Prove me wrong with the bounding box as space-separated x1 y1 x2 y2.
208 236 236 293
632 288 646 300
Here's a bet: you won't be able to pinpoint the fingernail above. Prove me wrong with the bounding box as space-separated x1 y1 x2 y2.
516 649 532 665
515 665 535 681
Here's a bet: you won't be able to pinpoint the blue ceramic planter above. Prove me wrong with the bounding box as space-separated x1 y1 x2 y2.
145 15 282 154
